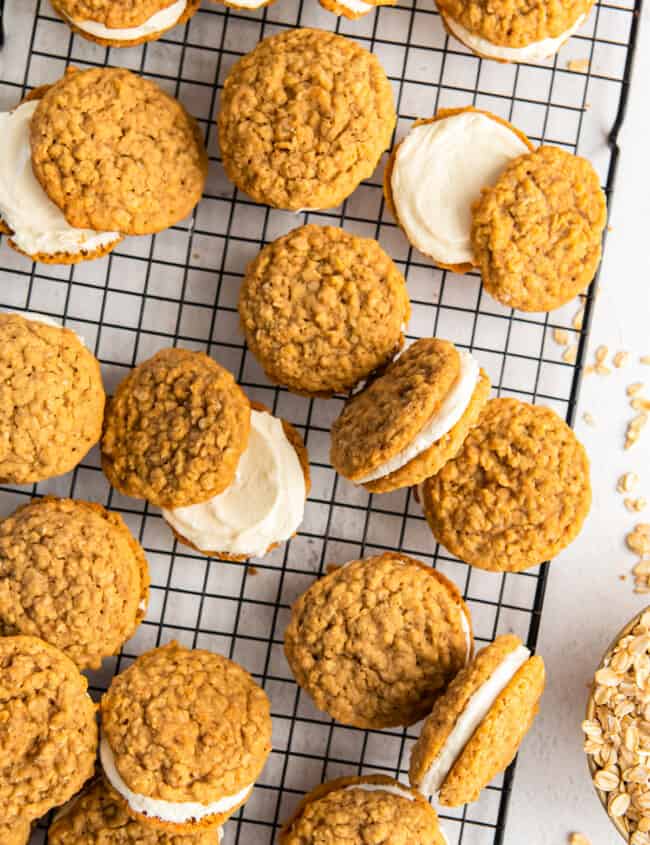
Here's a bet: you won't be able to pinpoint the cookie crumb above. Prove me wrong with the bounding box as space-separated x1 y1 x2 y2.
614 351 630 368
569 833 591 845
563 344 578 364
595 345 609 364
567 58 590 72
631 398 650 412
248 566 259 575
618 472 639 494
572 307 585 331
628 383 644 397
553 328 570 346
625 498 647 513
582 411 596 427
627 524 650 557
625 413 648 449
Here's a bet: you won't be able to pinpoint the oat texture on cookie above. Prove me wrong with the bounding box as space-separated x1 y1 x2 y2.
218 28 396 211
0 818 30 845
239 225 410 396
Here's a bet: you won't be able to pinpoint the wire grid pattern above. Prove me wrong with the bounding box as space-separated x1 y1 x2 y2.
0 0 641 841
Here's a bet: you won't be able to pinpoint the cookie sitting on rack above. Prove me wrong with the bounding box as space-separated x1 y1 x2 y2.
318 0 395 19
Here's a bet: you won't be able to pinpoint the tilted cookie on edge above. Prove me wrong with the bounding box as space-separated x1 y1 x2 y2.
318 0 395 20
284 552 473 729
330 337 491 493
410 634 545 806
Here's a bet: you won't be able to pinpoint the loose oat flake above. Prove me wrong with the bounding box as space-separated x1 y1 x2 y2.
569 834 591 845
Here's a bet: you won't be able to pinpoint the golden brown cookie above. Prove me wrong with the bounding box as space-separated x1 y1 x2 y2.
102 348 251 509
318 0 395 18
99 641 272 832
471 146 607 312
280 774 447 845
239 225 410 396
409 635 545 806
0 496 149 670
30 67 208 235
330 338 491 493
0 313 105 484
218 28 396 211
420 397 591 572
0 635 97 825
0 819 30 845
284 552 473 729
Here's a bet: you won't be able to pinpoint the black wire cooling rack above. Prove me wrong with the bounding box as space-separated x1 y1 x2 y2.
0 0 643 841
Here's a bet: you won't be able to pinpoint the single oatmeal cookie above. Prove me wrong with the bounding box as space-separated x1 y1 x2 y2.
471 146 607 312
420 397 591 572
0 497 149 670
0 313 105 484
102 348 251 509
239 225 410 396
0 635 97 825
99 641 272 832
284 552 473 729
218 28 396 211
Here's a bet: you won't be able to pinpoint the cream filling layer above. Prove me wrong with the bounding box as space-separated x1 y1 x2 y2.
100 736 249 825
419 645 531 796
391 112 529 265
334 0 374 13
345 783 415 801
0 101 119 257
226 0 270 9
66 0 187 40
460 607 473 665
356 350 480 484
445 13 587 62
163 410 306 557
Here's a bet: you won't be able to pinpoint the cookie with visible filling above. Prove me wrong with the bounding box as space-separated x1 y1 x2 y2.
410 634 545 806
99 641 272 832
318 0 395 19
330 337 491 493
239 225 410 396
419 397 591 572
284 552 473 729
218 28 396 211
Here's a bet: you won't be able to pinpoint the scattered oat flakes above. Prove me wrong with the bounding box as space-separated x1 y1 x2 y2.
618 473 639 494
563 344 578 364
584 364 595 376
596 364 612 376
568 57 590 72
627 524 650 557
614 351 631 369
625 498 647 513
596 345 609 363
583 412 596 427
569 834 591 845
632 398 650 412
573 308 585 331
626 413 649 449
628 383 645 397
553 328 570 346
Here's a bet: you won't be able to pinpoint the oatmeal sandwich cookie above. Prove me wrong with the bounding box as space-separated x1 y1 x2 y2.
330 337 491 493
410 635 545 806
218 28 396 211
102 348 251 509
239 225 410 396
419 398 591 572
163 403 310 561
318 0 395 20
284 552 473 729
384 107 533 272
0 635 97 826
99 642 272 831
471 145 607 312
0 496 149 670
280 775 448 845
0 312 105 484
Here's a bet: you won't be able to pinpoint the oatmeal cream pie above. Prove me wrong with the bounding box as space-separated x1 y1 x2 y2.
99 642 272 832
284 552 473 729
471 145 607 312
437 0 594 62
330 337 491 494
102 348 251 509
218 28 396 211
0 496 149 670
318 0 395 20
239 224 410 396
163 403 310 561
384 107 533 272
279 775 448 845
0 312 105 485
410 635 545 806
0 635 97 826
419 398 591 572
51 0 200 47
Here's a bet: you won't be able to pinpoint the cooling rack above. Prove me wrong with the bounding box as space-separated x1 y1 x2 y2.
0 0 642 841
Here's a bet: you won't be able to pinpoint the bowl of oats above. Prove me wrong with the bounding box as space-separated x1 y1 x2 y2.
583 607 650 843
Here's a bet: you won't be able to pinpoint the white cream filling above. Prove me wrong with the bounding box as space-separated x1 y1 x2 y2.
0 101 119 258
419 645 531 796
460 607 472 665
333 0 374 13
65 0 187 40
226 0 269 9
356 350 480 484
345 783 415 801
100 736 248 825
163 410 306 558
391 112 529 265
445 13 587 62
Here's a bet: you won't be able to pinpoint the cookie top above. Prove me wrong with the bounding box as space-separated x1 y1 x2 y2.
420 398 591 572
100 642 272 804
284 552 472 728
239 225 410 396
30 67 208 235
0 635 98 825
279 774 447 845
0 819 30 845
472 146 607 312
102 348 251 509
53 0 186 26
0 313 105 484
218 28 396 211
0 497 149 670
